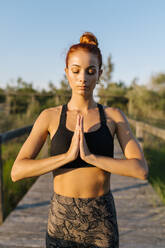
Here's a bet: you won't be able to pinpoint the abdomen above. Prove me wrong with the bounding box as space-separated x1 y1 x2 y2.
53 167 111 198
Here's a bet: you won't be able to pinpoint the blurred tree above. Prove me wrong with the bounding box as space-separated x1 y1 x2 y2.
6 77 36 93
60 74 71 91
26 97 40 121
56 74 71 105
99 54 114 87
5 78 37 114
97 55 128 111
126 82 165 123
48 80 57 93
149 73 165 91
0 88 5 103
1 69 164 131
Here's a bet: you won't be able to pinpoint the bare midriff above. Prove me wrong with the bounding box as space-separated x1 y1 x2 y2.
52 167 111 198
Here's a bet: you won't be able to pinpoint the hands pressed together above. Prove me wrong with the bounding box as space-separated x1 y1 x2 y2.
66 114 92 163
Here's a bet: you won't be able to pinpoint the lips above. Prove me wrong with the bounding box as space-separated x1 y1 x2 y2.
78 86 88 90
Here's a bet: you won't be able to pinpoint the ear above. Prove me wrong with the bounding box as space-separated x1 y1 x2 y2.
65 67 68 76
65 67 69 82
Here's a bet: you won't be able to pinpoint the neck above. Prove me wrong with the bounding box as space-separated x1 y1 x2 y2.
68 93 97 112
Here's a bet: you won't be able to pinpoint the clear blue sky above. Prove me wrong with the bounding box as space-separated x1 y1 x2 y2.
0 0 165 90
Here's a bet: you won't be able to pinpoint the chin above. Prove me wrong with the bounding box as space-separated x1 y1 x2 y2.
77 90 90 96
78 92 86 96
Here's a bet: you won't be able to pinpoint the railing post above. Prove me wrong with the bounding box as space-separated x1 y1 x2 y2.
136 122 144 148
0 135 4 224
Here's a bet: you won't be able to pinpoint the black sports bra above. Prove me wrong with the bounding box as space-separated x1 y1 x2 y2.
50 103 114 168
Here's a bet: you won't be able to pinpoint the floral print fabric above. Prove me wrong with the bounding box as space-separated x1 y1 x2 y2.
46 190 119 248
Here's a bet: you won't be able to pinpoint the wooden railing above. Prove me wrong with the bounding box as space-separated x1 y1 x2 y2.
0 125 33 224
128 118 165 146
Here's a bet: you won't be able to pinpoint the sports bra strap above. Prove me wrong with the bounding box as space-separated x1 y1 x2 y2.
58 104 67 127
97 103 107 124
59 103 106 128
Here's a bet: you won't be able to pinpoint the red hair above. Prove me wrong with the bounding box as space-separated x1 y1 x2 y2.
66 32 102 69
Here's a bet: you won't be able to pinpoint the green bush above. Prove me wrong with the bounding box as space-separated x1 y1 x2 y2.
143 133 165 204
3 158 37 219
2 136 38 220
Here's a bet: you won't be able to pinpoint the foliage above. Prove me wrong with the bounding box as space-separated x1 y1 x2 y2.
0 64 164 127
2 135 38 219
126 82 165 125
6 77 36 93
3 158 37 219
0 88 5 103
130 124 165 204
100 55 114 86
97 58 165 125
55 74 72 104
143 133 165 204
98 55 128 112
149 73 165 91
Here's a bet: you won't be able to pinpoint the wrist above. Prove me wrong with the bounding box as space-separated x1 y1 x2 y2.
85 153 97 165
65 152 74 163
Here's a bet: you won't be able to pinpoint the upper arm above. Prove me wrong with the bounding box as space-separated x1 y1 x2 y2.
113 108 145 160
14 109 50 162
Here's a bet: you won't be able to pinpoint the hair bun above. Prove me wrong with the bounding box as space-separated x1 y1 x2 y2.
80 32 98 47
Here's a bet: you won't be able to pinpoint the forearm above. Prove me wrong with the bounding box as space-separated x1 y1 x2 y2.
87 154 148 180
11 153 71 182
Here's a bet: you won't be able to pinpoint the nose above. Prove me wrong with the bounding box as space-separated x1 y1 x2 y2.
78 71 87 84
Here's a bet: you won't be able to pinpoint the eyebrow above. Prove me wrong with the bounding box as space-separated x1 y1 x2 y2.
71 64 97 68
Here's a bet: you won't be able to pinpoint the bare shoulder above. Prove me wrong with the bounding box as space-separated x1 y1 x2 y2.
43 105 63 138
42 105 62 117
32 105 62 133
103 105 128 123
48 104 63 115
40 105 62 121
102 105 131 138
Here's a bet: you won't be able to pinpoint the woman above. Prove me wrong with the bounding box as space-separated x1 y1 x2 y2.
11 32 148 248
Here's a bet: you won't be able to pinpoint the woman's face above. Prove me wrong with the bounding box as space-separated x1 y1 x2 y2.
65 49 102 96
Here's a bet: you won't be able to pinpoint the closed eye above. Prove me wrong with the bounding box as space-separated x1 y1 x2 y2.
71 67 96 75
71 68 79 73
87 69 96 75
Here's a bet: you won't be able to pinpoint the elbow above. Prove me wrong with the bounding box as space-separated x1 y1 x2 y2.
138 167 149 180
141 160 149 180
138 170 148 180
134 159 149 180
134 168 148 180
11 172 16 182
11 169 18 182
11 175 17 182
11 163 21 182
11 171 22 182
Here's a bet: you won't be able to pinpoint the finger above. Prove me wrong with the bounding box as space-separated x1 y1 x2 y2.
81 115 84 132
75 114 80 131
80 119 85 145
80 127 83 149
78 115 82 131
78 115 81 130
80 129 85 158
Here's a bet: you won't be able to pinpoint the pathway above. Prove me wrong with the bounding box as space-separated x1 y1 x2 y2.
0 140 164 247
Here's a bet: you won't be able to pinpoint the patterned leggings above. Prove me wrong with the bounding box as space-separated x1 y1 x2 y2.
46 190 119 248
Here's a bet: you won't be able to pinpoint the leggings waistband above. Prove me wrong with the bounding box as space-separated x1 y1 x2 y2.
51 189 112 201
